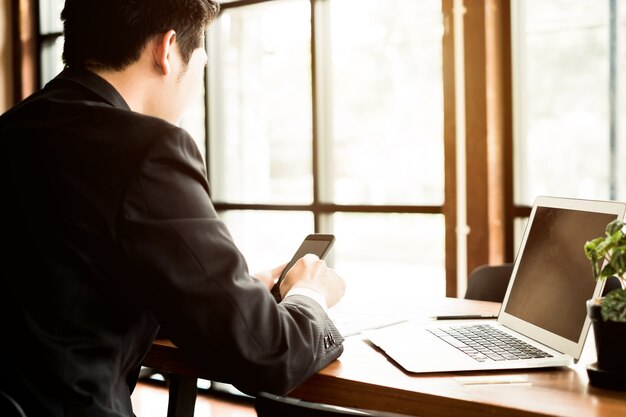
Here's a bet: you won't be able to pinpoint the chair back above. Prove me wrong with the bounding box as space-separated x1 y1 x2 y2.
602 276 622 296
465 264 621 302
464 263 514 302
255 392 413 417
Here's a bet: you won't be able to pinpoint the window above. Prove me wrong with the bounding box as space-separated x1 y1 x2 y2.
206 0 447 313
511 0 626 249
39 0 64 85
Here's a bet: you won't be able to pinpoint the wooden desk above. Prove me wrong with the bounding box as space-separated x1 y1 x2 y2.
142 298 626 417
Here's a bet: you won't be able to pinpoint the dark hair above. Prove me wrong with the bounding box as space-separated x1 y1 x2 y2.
61 0 220 70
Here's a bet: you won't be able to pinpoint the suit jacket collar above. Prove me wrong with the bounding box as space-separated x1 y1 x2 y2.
55 67 131 111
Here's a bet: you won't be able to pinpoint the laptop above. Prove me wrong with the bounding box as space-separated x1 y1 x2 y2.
364 196 626 373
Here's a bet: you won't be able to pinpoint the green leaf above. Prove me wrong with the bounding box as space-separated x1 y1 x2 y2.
584 237 603 260
608 229 623 244
586 220 626 290
595 237 615 255
600 264 616 279
600 288 626 322
605 219 625 236
609 250 626 276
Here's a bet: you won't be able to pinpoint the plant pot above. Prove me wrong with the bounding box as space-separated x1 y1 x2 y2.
586 300 626 390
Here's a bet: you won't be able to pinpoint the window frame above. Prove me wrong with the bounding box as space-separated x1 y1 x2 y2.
207 0 455 295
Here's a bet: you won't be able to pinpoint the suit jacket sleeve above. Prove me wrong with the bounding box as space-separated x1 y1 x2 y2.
116 125 343 395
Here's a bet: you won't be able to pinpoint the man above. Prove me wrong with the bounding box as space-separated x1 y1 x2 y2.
0 1 346 416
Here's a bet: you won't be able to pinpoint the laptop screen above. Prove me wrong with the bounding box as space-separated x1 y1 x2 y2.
503 205 618 342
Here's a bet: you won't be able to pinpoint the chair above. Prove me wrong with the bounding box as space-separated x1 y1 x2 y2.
464 264 620 303
255 392 413 417
464 263 514 302
602 276 622 296
0 391 27 417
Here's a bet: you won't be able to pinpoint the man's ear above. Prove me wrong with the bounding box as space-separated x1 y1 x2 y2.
153 30 177 75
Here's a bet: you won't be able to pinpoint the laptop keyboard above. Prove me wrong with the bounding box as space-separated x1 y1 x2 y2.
427 324 553 362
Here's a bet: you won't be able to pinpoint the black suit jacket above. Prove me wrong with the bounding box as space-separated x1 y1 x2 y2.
0 68 343 417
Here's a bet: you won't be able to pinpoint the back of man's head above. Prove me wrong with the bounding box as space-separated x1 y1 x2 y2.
61 0 220 71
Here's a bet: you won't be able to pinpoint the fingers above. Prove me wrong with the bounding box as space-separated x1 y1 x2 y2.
270 262 288 285
252 262 288 291
321 267 346 308
281 255 345 309
251 270 275 290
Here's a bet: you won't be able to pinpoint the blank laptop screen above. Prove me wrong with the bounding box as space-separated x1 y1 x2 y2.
503 206 617 342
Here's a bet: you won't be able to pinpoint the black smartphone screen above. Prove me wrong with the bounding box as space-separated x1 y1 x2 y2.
271 234 335 302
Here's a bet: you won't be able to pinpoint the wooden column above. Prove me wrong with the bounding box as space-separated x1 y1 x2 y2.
463 0 508 275
442 0 458 296
12 0 38 102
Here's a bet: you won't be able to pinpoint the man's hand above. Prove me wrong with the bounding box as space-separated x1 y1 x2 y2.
252 263 287 291
280 254 346 309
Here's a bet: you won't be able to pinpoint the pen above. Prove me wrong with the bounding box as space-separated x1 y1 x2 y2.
432 314 498 320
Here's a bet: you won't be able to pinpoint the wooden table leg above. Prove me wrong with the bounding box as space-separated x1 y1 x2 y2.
166 374 197 417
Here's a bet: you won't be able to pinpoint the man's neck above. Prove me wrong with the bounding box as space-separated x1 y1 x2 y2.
92 66 149 116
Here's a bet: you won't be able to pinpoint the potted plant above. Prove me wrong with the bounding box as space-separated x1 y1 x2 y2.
583 218 626 390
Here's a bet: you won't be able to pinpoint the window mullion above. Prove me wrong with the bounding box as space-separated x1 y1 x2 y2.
311 0 334 233
609 0 620 200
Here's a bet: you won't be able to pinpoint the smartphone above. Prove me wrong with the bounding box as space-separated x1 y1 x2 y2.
271 233 336 302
